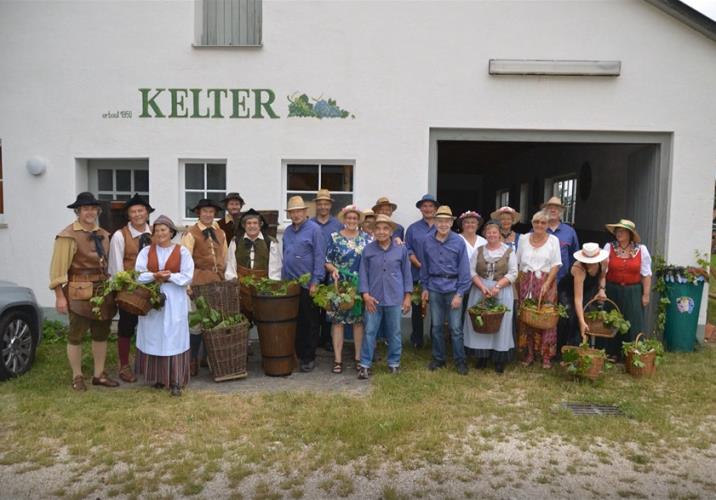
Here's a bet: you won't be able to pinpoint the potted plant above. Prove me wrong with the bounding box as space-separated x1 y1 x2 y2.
90 270 164 318
622 333 664 378
560 339 612 381
519 297 568 331
467 297 510 333
584 299 631 338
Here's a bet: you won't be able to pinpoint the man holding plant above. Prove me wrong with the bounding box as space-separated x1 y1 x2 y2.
49 192 120 391
357 215 412 379
108 193 154 383
282 196 326 372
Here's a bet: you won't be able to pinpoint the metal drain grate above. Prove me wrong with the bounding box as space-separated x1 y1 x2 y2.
563 402 624 416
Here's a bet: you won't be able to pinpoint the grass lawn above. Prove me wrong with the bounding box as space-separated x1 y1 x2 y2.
1 331 716 498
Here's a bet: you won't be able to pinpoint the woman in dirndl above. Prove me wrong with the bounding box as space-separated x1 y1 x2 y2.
135 215 194 396
463 220 517 373
516 210 562 368
601 219 652 358
325 205 369 373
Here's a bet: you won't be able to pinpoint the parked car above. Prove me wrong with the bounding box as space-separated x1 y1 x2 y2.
0 280 43 380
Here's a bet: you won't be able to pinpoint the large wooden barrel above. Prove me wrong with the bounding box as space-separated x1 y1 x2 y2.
238 266 268 323
252 283 300 376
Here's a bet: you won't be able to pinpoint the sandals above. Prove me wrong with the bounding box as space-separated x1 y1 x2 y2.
332 361 343 374
119 365 137 383
91 372 120 387
521 354 534 367
72 375 86 392
354 360 361 372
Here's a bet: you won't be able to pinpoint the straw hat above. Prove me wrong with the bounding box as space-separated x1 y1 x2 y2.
285 196 308 212
574 242 609 264
372 196 398 212
362 209 376 219
605 219 641 243
313 189 334 202
490 206 520 225
337 204 364 223
434 205 456 220
541 196 564 209
458 210 483 226
373 214 397 231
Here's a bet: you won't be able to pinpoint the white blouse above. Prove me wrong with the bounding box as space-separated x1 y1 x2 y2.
516 234 562 278
603 243 652 277
460 233 487 263
470 243 518 283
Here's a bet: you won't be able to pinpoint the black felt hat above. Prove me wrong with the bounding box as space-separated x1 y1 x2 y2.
223 192 245 206
67 192 101 209
192 198 223 213
124 193 155 213
239 208 268 227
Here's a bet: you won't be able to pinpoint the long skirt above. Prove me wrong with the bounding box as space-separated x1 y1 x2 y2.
463 278 514 362
135 348 191 388
598 282 644 358
517 271 558 363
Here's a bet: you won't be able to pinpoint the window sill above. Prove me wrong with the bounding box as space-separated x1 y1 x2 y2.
191 43 263 49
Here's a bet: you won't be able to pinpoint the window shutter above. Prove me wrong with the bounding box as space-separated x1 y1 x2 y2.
202 0 262 46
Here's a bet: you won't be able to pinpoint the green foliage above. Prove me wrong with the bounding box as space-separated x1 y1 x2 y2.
561 342 610 378
90 270 164 318
520 298 568 318
622 336 665 367
41 320 68 345
313 280 361 311
240 273 311 297
287 94 354 119
188 296 247 331
410 283 422 305
585 309 631 335
467 297 510 327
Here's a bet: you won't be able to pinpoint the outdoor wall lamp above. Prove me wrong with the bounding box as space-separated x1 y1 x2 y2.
488 59 621 76
26 156 48 176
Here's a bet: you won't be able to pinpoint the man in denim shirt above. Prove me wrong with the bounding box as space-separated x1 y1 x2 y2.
282 196 326 372
358 215 412 379
420 205 471 375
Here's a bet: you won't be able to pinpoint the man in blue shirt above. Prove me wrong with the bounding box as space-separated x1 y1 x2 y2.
420 205 471 375
311 189 344 352
282 195 326 372
542 196 580 350
405 194 438 349
358 215 412 379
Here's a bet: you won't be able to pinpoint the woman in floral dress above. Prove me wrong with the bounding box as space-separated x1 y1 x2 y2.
325 205 369 373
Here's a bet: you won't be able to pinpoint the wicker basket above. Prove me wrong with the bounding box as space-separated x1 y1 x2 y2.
203 320 250 382
560 333 606 381
468 309 504 334
584 297 620 339
519 298 559 330
193 280 241 316
326 298 355 312
116 287 154 316
624 333 658 378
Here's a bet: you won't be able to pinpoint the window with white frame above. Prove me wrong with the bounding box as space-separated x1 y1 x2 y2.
88 159 149 202
196 0 262 47
285 162 354 217
552 176 578 224
182 161 226 219
495 189 509 209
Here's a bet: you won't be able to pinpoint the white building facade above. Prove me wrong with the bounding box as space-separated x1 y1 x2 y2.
1 0 715 334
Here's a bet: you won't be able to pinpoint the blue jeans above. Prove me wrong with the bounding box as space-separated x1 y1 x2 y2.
360 305 402 368
429 290 466 365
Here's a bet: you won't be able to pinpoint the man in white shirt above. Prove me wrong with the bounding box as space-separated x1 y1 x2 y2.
107 194 153 383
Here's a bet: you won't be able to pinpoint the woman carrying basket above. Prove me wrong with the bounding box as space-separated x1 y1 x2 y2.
569 243 609 342
462 220 517 373
516 210 562 368
135 216 194 396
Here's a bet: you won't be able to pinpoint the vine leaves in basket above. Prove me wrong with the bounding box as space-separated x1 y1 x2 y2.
90 270 164 318
585 309 631 335
188 296 247 331
520 298 568 318
468 297 510 327
622 336 665 368
239 273 311 297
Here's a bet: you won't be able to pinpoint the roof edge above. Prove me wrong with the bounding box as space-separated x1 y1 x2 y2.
644 0 716 43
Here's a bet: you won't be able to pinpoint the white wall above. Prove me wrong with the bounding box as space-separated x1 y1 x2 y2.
0 0 715 305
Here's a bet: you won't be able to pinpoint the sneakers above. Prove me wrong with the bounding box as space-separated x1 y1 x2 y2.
428 360 446 371
388 366 400 375
456 362 469 376
357 367 370 380
299 360 316 373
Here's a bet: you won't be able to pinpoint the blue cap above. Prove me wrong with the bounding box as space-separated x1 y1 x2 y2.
415 194 440 208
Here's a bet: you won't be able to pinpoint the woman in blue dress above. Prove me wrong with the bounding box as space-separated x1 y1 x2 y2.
325 205 369 373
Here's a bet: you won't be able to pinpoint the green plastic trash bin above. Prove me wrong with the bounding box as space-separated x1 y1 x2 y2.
663 280 704 352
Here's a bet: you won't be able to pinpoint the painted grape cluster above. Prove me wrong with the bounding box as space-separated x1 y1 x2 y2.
287 93 353 119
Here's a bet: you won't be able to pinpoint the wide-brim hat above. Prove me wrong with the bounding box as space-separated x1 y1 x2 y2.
286 195 308 212
372 196 398 213
541 196 564 209
434 205 455 220
362 209 376 219
67 192 101 209
338 204 364 223
239 208 268 227
313 189 334 203
192 198 223 213
152 214 178 238
373 214 397 232
574 242 609 264
605 219 641 243
223 192 245 206
415 194 439 208
124 193 155 213
458 210 483 226
490 206 520 225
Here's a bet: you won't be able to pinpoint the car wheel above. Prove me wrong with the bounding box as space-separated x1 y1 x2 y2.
0 310 38 381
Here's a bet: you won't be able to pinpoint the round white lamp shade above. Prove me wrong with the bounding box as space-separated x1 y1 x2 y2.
26 156 48 176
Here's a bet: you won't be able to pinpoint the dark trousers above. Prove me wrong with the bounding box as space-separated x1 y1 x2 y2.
411 303 424 347
117 309 138 338
190 334 203 360
319 309 332 348
556 278 578 353
296 288 320 363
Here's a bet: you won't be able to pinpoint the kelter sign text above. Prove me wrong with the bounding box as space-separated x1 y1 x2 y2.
139 88 279 118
